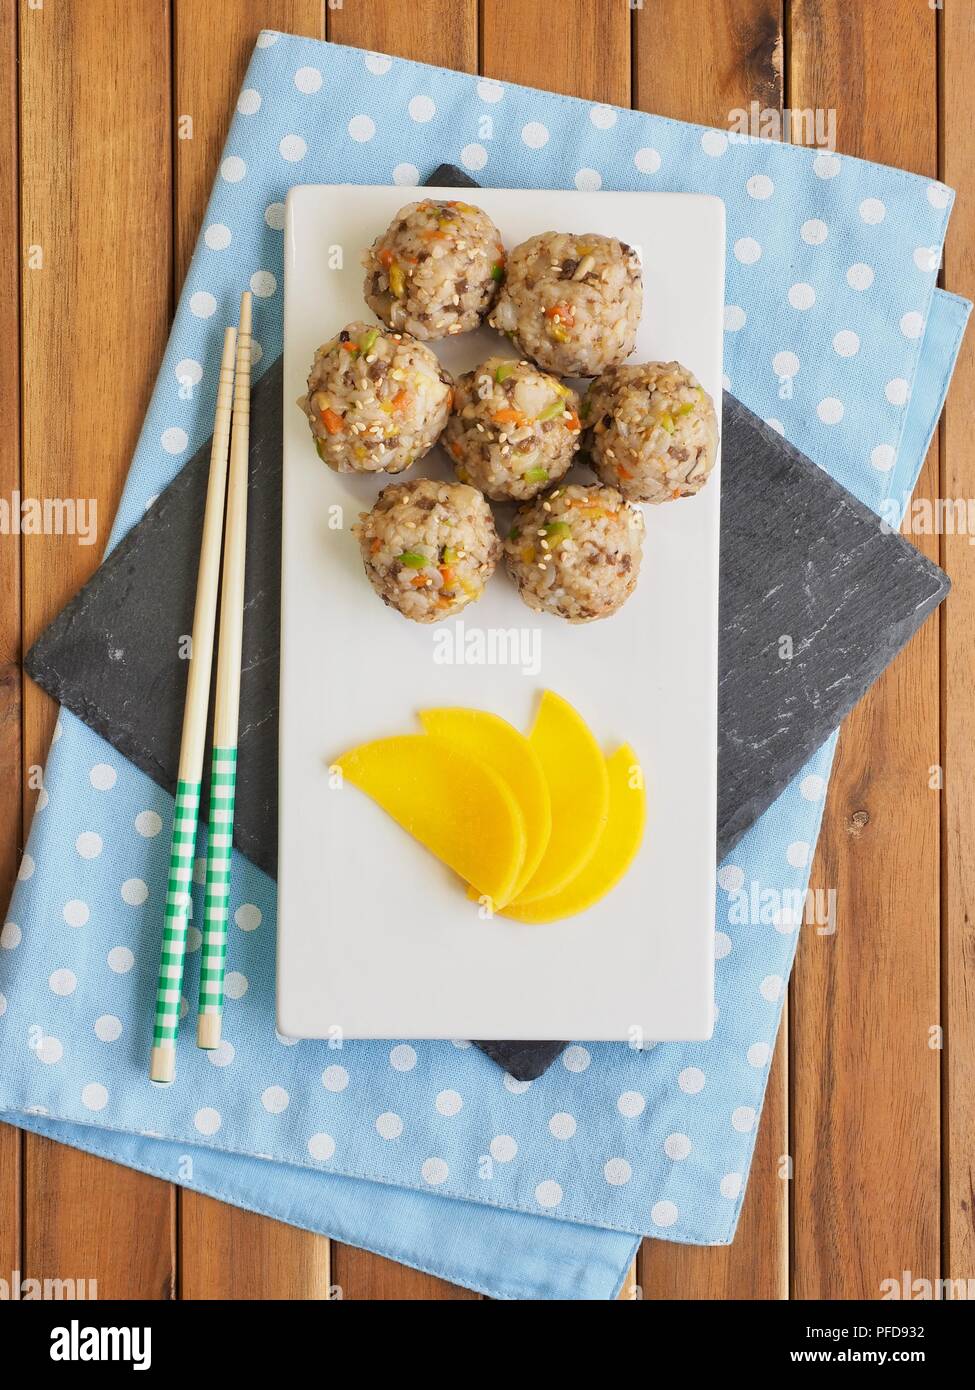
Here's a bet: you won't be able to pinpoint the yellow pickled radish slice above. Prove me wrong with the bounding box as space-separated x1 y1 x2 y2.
419 707 552 902
503 744 646 923
513 690 610 905
334 735 526 907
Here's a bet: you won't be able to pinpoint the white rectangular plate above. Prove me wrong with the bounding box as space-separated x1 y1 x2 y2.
278 186 723 1042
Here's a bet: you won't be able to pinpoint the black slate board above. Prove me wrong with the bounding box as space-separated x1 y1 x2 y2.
25 168 949 1082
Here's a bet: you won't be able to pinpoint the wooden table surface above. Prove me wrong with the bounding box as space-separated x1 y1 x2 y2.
1 0 973 1301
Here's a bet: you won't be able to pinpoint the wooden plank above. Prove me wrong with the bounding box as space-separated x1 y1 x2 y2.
634 0 788 1301
325 0 481 1302
330 0 476 70
0 0 22 1284
19 0 176 1299
180 1192 332 1299
171 0 330 1301
788 0 941 1299
940 0 975 1294
481 0 629 104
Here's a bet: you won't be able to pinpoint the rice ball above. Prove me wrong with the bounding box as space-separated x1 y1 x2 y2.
503 483 644 623
354 478 500 623
585 361 719 503
299 322 452 475
489 232 642 376
363 199 505 340
443 357 582 501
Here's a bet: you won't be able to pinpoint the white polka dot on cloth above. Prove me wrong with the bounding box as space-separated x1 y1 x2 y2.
634 146 661 174
521 121 550 150
237 88 261 116
604 1158 632 1186
700 130 727 157
900 310 924 339
731 1106 757 1132
760 974 785 1002
589 104 617 129
813 151 841 179
914 245 939 273
204 223 231 251
107 946 134 973
279 134 306 163
490 1135 517 1162
678 1066 706 1094
0 994 7 1016
120 878 148 906
562 1045 590 1073
75 831 102 859
308 1132 335 1160
765 418 785 435
392 163 419 186
926 182 950 209
261 1085 290 1114
832 329 859 357
800 218 828 245
461 143 487 171
389 1043 416 1071
174 358 202 387
322 1064 349 1092
800 773 827 800
748 1041 772 1068
817 397 844 425
664 1132 692 1160
348 115 375 143
194 1107 222 1136
49 968 77 996
651 1200 679 1227
787 839 811 867
63 900 89 929
477 78 503 103
421 1157 449 1185
746 173 773 200
859 197 886 225
208 1040 234 1067
535 1179 563 1208
717 864 744 892
575 168 601 191
724 305 746 331
720 1172 743 1200
81 1082 109 1112
185 926 202 953
294 65 322 94
885 378 910 406
225 971 248 999
772 350 799 380
264 201 286 230
788 282 816 310
89 763 117 791
376 1112 403 1140
189 291 216 319
617 1091 645 1118
408 95 436 123
714 931 732 960
549 1112 576 1140
255 31 278 48
135 810 162 837
503 1074 531 1094
734 237 762 265
249 270 276 297
847 261 874 291
234 903 262 932
870 443 896 472
220 155 246 183
94 1014 122 1043
35 1034 62 1064
435 1089 463 1117
364 52 392 75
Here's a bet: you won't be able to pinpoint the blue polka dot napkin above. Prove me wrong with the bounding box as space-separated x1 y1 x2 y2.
0 33 969 1301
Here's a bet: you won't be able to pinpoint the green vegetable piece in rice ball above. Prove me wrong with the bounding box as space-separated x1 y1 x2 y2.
443 356 583 501
489 232 642 377
585 361 719 504
297 321 452 475
503 483 644 624
353 478 500 624
363 200 506 341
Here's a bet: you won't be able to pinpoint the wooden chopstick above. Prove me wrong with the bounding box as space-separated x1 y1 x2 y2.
150 322 238 1084
197 291 253 1051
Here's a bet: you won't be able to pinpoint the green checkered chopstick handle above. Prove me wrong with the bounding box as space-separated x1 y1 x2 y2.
197 746 237 1046
151 778 201 1058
